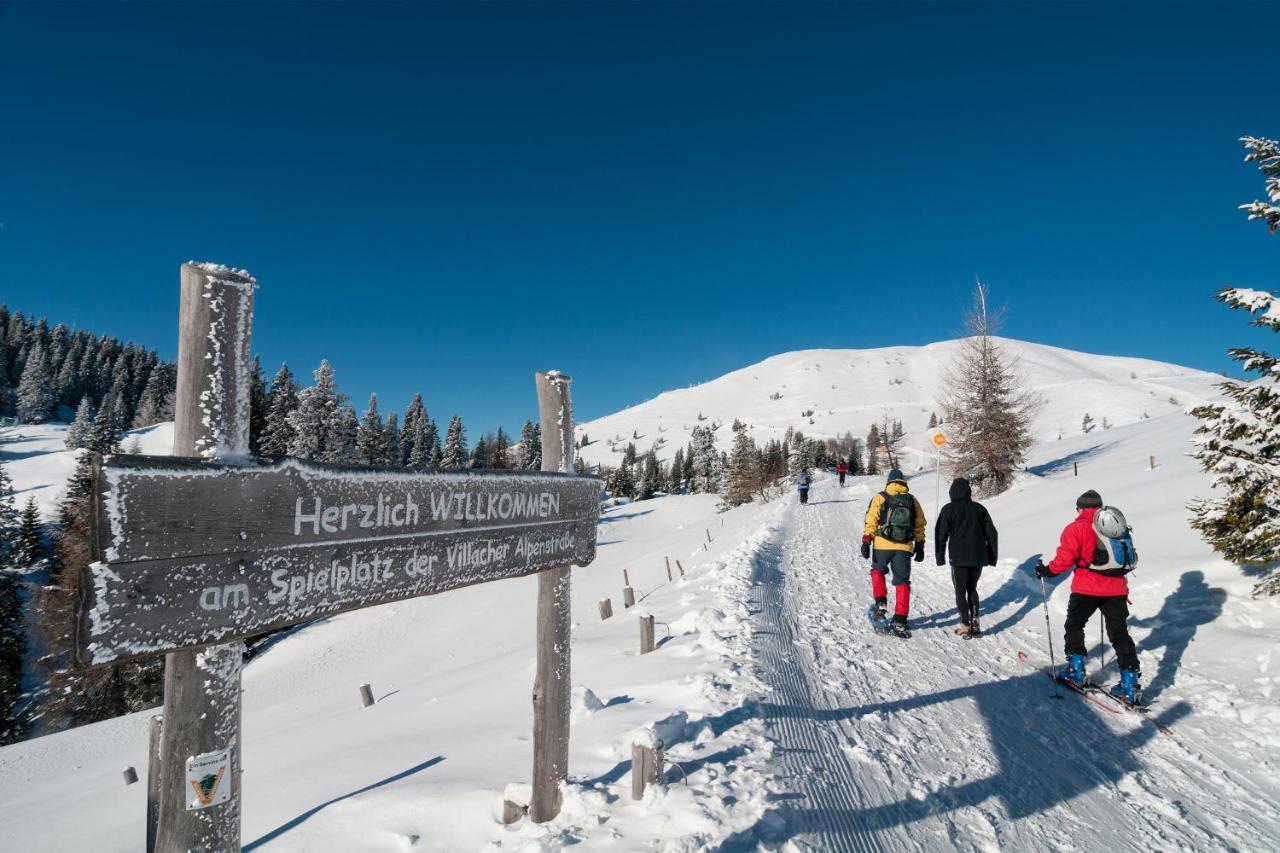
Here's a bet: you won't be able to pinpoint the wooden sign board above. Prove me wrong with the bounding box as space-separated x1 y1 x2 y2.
77 455 601 665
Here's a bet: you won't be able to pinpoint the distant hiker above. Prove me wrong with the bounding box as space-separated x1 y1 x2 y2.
1035 490 1142 703
935 477 998 638
796 468 812 505
836 457 848 487
861 468 927 637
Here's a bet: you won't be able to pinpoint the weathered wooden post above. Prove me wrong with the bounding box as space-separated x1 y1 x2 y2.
639 614 655 654
122 766 139 785
630 732 664 800
360 684 375 708
598 598 613 620
1073 461 1079 477
665 557 672 582
676 559 685 577
623 568 630 587
530 370 575 823
146 714 162 853
1149 455 1156 470
155 262 255 852
623 586 636 608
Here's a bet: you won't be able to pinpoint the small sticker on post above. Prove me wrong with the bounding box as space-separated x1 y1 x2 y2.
185 748 232 810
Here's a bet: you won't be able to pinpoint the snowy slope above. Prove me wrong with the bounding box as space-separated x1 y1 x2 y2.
577 338 1223 470
3 386 1279 850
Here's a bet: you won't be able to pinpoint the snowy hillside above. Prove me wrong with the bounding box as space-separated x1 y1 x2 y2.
577 338 1223 469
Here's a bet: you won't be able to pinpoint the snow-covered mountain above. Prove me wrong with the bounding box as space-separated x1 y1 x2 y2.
577 338 1223 468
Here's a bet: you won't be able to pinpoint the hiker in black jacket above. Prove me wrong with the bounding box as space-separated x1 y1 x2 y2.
935 477 998 637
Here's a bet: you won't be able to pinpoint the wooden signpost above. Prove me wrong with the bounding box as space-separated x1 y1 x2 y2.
74 263 600 851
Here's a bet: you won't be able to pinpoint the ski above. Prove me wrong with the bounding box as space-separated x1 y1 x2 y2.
1016 650 1172 733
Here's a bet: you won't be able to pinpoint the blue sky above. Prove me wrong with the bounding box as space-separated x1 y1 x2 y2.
1 1 1276 434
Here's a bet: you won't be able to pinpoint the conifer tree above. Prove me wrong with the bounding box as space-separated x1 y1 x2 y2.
131 367 167 429
383 412 401 467
0 463 17 564
723 422 759 506
441 414 468 469
0 567 26 745
0 345 10 418
1188 138 1280 590
326 406 359 463
248 356 268 454
356 394 386 465
688 425 722 493
608 459 635 499
407 417 429 469
470 436 489 469
14 497 43 567
1082 413 1095 434
15 340 53 423
490 427 511 470
939 281 1041 497
287 360 343 460
517 419 541 470
928 412 938 429
401 395 426 465
424 417 442 467
669 447 685 493
260 363 298 455
88 399 120 454
866 424 880 476
636 453 660 500
64 397 94 450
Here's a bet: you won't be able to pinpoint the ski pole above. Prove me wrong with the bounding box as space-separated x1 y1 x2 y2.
1099 619 1105 673
1039 575 1062 700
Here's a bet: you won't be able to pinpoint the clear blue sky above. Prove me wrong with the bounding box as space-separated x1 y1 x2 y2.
1 1 1276 434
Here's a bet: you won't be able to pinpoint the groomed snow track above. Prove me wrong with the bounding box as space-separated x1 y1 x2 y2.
719 476 1279 851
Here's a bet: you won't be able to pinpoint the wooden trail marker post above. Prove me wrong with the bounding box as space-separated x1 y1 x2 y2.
74 265 601 846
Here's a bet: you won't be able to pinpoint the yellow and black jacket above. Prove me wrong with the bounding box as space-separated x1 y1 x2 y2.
863 479 927 553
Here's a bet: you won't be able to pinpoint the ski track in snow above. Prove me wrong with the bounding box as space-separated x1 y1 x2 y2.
731 476 1279 851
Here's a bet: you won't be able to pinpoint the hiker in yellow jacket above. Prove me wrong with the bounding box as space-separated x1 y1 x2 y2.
861 468 927 637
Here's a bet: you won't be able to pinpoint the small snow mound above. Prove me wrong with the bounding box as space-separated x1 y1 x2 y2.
571 686 606 720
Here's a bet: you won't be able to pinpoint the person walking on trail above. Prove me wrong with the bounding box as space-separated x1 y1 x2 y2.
1034 489 1142 703
861 468 927 637
836 457 848 488
935 477 998 638
796 468 812 505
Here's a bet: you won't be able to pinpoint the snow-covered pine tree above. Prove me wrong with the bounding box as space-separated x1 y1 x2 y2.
401 394 426 465
248 356 268 454
407 417 428 468
1188 140 1280 590
608 459 635 499
0 346 10 418
260 363 299 456
689 425 722 493
470 436 489 469
938 281 1041 497
866 424 880 476
356 394 386 465
15 340 53 423
490 427 511 469
928 412 938 429
424 417 442 467
1082 413 1095 434
325 406 359 464
636 453 660 500
383 412 401 467
88 399 120 454
722 421 759 507
64 397 94 450
441 414 468 469
131 366 167 428
0 463 17 564
668 447 685 493
14 497 43 567
287 360 342 460
517 419 541 470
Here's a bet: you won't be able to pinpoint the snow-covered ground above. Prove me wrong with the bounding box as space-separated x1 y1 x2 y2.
576 338 1224 471
2 365 1279 850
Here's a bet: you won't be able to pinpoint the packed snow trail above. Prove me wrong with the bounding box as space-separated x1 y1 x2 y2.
727 476 1279 851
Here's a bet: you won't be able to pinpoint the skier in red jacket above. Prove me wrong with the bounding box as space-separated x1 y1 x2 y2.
836 458 848 487
1035 490 1140 702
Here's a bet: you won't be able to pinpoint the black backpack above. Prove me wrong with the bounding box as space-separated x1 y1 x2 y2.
877 492 916 544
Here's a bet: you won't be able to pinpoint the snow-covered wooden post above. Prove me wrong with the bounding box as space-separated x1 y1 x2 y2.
155 262 256 852
531 370 575 823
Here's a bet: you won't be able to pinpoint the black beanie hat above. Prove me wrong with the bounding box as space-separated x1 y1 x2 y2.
1076 490 1103 510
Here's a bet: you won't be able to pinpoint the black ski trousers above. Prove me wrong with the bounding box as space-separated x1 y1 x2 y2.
799 489 809 505
838 472 846 487
1064 592 1139 672
950 564 982 625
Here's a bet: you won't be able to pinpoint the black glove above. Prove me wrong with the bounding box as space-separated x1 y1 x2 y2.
1034 560 1052 578
913 542 925 563
860 540 871 560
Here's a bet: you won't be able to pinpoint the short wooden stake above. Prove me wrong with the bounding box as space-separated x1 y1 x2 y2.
122 766 139 785
630 739 664 800
623 586 636 608
1073 461 1078 476
502 799 526 825
1149 455 1156 470
640 614 655 654
705 528 712 544
676 560 684 577
665 557 672 582
598 598 613 620
623 568 630 587
360 684 375 707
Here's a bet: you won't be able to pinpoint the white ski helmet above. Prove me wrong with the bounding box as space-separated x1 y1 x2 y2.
1093 506 1129 538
